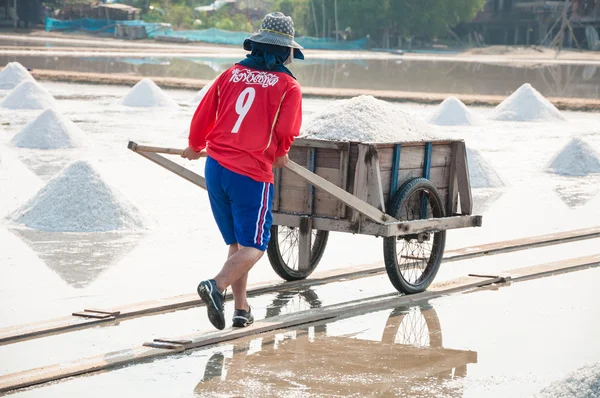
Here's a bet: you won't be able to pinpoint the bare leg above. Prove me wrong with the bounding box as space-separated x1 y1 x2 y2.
214 246 263 295
231 272 249 311
226 244 250 311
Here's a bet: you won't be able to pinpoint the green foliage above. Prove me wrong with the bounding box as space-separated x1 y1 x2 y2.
274 0 310 36
138 0 486 44
167 4 194 29
196 8 254 32
278 0 486 44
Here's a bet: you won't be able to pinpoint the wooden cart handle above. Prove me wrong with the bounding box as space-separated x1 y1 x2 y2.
127 141 396 224
127 142 207 157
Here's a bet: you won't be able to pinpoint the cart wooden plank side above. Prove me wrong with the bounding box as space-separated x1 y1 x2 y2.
273 138 476 233
128 138 482 295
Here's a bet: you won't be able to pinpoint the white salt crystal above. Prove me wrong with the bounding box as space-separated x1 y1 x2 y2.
429 96 475 126
0 81 58 110
10 161 146 232
467 148 504 188
119 78 178 108
492 83 565 122
301 95 434 143
11 109 85 149
546 138 600 177
0 62 35 90
536 362 600 398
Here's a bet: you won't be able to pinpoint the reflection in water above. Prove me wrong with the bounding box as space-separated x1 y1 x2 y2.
12 229 143 288
17 149 79 181
554 176 600 208
1 54 598 98
194 303 477 397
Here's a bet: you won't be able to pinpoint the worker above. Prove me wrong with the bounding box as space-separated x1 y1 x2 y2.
181 12 304 330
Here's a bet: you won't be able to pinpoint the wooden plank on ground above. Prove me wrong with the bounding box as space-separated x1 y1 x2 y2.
0 346 182 393
2 227 599 346
2 254 599 394
444 226 600 261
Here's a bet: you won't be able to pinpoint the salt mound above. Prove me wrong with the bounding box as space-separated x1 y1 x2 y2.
10 161 146 232
0 81 58 110
428 96 474 126
467 148 504 188
546 138 600 177
0 62 35 90
11 109 84 149
301 95 433 142
491 83 565 122
119 78 178 108
536 362 600 398
192 78 215 104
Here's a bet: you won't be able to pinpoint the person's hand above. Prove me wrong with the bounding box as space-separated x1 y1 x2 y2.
273 154 289 169
181 146 203 160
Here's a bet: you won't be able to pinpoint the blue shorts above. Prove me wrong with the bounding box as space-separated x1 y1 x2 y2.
205 156 274 251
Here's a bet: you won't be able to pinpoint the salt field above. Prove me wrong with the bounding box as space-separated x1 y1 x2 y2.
1 71 599 397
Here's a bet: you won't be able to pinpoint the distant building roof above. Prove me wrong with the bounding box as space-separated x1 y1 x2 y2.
195 0 236 12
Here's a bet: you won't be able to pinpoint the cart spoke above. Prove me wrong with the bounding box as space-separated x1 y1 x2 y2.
394 189 440 286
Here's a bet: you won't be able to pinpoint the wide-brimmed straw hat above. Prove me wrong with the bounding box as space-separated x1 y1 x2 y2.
244 12 303 51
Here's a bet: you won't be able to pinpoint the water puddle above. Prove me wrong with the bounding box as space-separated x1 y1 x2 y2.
11 229 144 289
1 54 598 98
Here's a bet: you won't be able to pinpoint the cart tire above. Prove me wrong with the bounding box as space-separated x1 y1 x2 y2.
267 225 329 281
383 177 446 294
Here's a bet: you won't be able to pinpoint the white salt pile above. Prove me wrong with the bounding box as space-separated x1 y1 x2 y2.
10 161 146 232
192 78 215 104
301 95 433 142
536 362 600 398
546 138 600 177
0 147 43 218
0 80 58 110
491 83 565 122
119 78 178 108
467 148 504 188
0 62 35 90
11 109 85 149
428 96 474 126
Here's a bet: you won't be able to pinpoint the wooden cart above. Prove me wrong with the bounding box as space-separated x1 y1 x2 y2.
128 138 482 294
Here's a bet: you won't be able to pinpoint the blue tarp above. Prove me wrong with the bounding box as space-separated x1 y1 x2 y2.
45 18 368 50
45 17 163 35
154 27 368 50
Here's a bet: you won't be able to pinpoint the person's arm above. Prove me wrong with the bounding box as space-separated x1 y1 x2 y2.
184 80 220 159
274 81 302 159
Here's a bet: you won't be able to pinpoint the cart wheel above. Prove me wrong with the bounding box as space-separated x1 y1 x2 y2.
267 225 329 281
383 177 446 294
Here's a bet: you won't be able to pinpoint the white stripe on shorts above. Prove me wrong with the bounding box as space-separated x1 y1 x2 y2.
253 183 267 244
258 184 270 245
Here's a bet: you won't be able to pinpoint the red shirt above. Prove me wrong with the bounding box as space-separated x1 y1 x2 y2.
189 65 302 184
